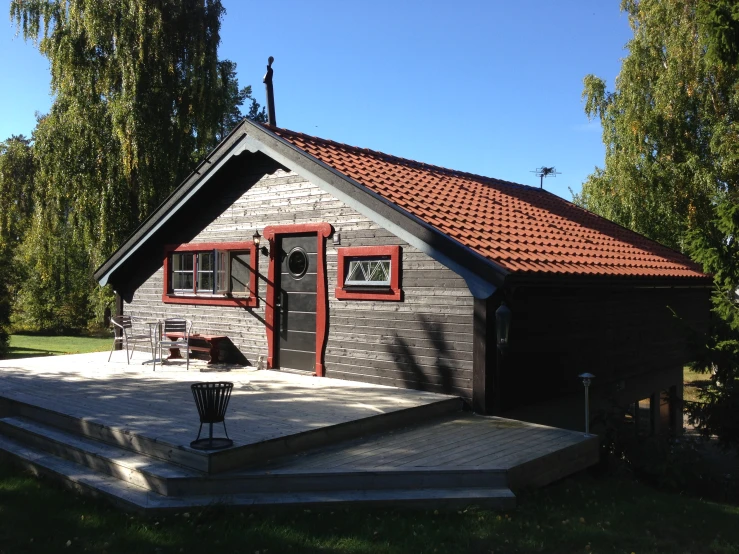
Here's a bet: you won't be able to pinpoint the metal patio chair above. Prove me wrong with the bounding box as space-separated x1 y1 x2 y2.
108 315 153 364
155 318 193 371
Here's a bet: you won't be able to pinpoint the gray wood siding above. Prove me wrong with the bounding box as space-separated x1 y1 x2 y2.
127 170 474 400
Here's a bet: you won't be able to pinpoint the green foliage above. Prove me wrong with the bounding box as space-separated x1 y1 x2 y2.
7 0 262 333
577 0 723 251
0 135 36 351
578 0 739 450
0 135 35 248
215 60 267 143
684 195 739 449
0 245 10 357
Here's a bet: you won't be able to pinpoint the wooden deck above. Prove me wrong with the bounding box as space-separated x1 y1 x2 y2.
0 352 459 472
0 352 599 511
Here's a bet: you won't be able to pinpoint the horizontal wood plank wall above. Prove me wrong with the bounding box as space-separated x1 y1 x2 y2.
127 169 474 400
498 285 708 412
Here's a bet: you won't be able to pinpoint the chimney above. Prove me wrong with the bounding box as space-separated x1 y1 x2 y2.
263 56 276 126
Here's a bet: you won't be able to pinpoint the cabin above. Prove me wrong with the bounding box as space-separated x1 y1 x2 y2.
93 118 711 433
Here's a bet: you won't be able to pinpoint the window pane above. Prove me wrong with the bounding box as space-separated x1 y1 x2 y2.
196 252 214 293
172 253 193 272
230 252 251 294
198 252 213 271
171 253 194 292
369 260 390 282
216 250 228 293
197 272 214 292
173 271 193 291
345 258 391 286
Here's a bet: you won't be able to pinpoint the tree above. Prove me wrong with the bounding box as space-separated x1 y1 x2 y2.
215 60 267 143
577 0 739 449
0 137 30 352
9 0 263 332
0 135 35 248
0 135 36 353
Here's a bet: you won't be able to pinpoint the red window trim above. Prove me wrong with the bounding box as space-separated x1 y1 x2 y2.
162 241 258 308
335 245 402 301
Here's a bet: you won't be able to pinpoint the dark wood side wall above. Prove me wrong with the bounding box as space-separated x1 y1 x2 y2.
126 169 474 400
497 284 709 413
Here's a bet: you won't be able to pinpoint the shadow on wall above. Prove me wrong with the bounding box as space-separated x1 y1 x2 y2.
393 313 455 395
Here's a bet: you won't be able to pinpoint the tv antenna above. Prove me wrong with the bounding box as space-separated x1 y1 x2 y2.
531 166 561 189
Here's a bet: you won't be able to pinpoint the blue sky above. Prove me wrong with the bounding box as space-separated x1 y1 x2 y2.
0 1 632 200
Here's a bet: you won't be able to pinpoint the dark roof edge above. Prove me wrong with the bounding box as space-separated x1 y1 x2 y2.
93 121 249 283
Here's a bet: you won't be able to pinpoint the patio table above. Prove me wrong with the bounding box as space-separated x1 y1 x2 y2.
142 320 162 363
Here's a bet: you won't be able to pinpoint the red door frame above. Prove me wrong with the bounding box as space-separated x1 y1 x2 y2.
263 222 333 376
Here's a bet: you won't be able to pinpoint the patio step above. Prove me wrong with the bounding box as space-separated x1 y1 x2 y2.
0 416 201 495
0 416 510 497
0 434 516 512
0 393 207 471
0 390 464 474
170 467 510 497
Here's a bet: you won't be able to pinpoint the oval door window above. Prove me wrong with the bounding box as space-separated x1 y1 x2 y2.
287 247 309 279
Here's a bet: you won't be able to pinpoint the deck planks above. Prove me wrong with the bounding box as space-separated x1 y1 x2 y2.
0 352 455 451
265 413 596 474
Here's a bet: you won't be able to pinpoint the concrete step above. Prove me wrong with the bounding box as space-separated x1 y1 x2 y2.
0 416 201 495
0 434 516 512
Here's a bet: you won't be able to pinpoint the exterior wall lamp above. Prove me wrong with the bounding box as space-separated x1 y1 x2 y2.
495 302 512 352
253 229 269 255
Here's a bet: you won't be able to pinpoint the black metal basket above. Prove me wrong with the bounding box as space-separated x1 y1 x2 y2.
190 381 234 450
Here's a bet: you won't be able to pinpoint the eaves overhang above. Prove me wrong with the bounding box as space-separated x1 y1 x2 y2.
93 121 252 287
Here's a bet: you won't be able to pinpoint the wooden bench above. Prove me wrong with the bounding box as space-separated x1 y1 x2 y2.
165 333 229 364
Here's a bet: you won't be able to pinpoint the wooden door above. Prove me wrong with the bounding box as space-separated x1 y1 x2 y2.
275 233 317 372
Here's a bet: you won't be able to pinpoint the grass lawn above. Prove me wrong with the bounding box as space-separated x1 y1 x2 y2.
4 334 111 360
0 464 737 554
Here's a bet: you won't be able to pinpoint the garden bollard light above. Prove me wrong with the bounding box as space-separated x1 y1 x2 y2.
579 373 595 435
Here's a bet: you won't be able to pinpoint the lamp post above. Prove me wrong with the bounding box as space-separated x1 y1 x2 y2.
579 372 595 435
252 230 261 247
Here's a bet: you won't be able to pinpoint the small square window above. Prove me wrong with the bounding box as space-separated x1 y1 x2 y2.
335 245 402 301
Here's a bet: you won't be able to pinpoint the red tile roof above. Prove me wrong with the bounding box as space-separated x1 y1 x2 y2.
268 125 707 280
